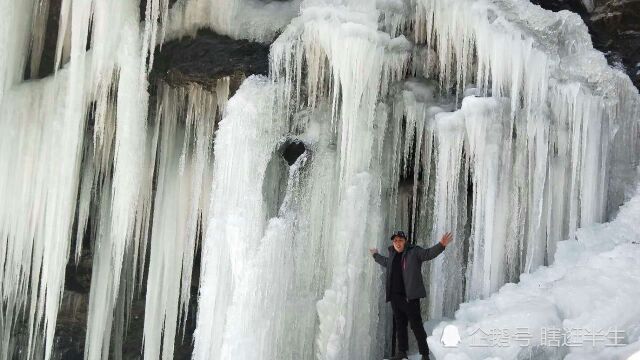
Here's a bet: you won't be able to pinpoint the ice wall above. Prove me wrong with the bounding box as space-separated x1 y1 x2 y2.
0 0 638 359
238 0 638 356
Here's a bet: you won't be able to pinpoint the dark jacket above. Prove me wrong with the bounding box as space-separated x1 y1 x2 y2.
372 242 446 302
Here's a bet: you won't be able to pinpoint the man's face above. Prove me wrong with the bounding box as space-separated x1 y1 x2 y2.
392 236 406 253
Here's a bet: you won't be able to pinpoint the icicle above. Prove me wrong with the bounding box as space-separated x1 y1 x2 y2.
392 80 455 238
82 1 155 359
429 109 465 318
214 121 329 360
461 96 511 300
377 0 408 38
0 67 89 360
143 81 225 360
84 178 117 360
53 0 71 73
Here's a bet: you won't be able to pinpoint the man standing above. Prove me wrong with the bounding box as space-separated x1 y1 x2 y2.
369 230 453 360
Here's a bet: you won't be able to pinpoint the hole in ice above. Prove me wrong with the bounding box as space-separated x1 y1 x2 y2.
280 140 306 166
262 139 309 220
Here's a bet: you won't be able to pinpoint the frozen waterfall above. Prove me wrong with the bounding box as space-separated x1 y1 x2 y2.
0 0 638 359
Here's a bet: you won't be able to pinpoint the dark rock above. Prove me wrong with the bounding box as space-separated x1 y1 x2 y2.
54 266 198 360
150 29 270 91
530 0 589 15
53 292 88 360
589 0 640 88
64 258 92 294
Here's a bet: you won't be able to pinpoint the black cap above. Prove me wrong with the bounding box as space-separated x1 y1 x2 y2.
390 230 407 240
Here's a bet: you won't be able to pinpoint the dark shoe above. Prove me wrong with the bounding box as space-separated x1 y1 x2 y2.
390 351 408 360
420 355 431 360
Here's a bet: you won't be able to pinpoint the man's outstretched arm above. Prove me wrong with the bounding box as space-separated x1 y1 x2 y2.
416 232 453 262
369 248 388 267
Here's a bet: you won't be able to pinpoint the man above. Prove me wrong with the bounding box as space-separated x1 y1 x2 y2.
369 230 453 360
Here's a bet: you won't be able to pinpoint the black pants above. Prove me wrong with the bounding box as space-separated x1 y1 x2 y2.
391 294 429 355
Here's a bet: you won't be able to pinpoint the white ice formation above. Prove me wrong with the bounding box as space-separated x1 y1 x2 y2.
0 0 638 359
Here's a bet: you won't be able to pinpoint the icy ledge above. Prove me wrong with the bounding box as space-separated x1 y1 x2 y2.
427 173 640 360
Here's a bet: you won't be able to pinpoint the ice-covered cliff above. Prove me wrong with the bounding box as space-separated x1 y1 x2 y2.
0 0 638 359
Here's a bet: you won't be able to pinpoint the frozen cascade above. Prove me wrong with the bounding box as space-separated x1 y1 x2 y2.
269 3 412 359
393 0 640 319
192 76 288 359
0 0 638 359
143 80 229 360
1 0 155 359
194 78 343 360
0 67 87 360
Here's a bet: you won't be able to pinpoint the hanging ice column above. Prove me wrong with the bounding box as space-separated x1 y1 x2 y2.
0 64 88 360
142 80 229 360
80 1 156 359
1 0 155 358
427 97 515 317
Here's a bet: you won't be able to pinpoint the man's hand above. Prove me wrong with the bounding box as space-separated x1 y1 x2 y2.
369 248 379 255
439 232 453 247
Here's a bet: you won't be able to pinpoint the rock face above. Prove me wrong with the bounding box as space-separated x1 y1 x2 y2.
533 0 640 89
531 0 590 14
589 0 640 88
150 29 270 91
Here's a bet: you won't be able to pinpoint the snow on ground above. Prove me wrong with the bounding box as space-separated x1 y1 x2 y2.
420 175 640 360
